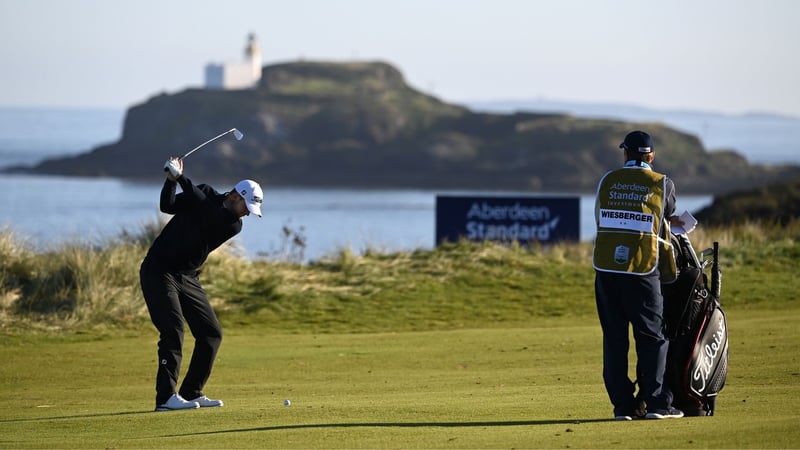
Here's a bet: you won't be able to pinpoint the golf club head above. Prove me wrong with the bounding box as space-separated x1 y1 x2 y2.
232 128 244 140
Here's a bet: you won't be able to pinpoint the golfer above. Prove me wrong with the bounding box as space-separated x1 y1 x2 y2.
140 157 263 411
593 131 684 420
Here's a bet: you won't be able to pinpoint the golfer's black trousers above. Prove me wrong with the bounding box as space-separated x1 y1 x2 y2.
140 259 222 406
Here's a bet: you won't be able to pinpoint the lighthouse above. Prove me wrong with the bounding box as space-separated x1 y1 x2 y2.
244 33 262 81
205 33 263 90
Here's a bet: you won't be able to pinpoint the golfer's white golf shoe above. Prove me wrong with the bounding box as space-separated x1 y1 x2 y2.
188 395 224 408
155 394 200 412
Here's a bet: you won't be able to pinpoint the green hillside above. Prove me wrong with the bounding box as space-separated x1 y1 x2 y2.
695 177 800 225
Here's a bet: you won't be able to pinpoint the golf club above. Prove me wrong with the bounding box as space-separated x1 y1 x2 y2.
164 128 243 172
181 128 244 159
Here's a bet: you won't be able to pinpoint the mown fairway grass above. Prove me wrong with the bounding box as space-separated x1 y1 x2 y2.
1 223 799 448
2 307 799 449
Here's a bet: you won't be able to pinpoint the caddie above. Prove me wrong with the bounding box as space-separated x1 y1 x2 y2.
592 130 684 420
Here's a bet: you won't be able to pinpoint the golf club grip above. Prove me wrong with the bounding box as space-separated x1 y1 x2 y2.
164 157 183 172
711 242 721 300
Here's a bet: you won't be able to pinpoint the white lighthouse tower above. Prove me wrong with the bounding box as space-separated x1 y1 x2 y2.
205 33 263 90
244 33 262 81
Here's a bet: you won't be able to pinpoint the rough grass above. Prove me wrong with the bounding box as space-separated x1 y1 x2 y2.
1 221 799 333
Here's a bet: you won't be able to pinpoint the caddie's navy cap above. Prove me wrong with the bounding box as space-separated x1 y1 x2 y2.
619 130 654 153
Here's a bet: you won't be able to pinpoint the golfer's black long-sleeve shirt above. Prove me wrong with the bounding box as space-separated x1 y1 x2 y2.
144 176 242 273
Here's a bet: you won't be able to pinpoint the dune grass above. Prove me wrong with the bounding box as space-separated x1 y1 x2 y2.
4 220 798 333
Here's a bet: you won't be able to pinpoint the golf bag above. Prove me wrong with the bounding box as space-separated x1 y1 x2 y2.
661 234 728 416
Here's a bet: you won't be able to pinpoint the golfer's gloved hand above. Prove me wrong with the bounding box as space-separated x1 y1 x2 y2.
163 158 183 179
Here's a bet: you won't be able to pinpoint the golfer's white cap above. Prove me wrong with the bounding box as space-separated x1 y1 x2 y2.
234 179 263 217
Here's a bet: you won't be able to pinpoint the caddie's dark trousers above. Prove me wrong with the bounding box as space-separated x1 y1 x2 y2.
140 259 222 406
595 271 672 415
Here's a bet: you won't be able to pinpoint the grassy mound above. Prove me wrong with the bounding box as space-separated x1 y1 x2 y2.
1 221 798 333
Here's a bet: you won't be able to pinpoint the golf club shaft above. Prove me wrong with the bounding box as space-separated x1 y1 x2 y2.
182 128 239 159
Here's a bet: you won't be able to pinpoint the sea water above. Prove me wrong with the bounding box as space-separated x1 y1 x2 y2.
0 174 714 262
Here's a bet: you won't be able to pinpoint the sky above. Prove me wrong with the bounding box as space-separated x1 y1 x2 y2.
1 0 799 117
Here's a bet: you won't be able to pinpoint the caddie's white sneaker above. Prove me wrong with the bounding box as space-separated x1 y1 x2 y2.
188 395 224 408
645 407 684 419
155 394 200 412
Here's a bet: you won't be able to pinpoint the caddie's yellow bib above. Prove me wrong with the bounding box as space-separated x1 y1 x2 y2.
592 167 666 275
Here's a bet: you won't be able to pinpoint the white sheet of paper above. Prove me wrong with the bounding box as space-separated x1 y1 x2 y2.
671 210 698 234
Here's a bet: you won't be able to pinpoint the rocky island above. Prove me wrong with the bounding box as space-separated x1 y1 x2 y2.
13 61 800 194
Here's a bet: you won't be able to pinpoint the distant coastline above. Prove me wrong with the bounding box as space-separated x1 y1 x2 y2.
467 99 800 165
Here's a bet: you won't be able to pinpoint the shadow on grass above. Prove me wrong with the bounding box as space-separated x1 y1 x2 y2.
167 418 612 437
0 410 153 423
1 413 613 431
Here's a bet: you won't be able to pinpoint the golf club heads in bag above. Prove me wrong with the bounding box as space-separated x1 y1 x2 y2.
662 234 728 416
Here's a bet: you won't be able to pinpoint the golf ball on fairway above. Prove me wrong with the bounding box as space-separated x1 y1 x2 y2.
284 399 291 406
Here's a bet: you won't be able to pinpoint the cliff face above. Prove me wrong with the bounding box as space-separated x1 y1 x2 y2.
695 177 800 225
22 61 800 194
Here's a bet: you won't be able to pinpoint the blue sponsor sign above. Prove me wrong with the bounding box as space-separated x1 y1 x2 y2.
435 195 580 245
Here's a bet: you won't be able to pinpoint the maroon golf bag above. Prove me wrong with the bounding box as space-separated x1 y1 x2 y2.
662 234 728 416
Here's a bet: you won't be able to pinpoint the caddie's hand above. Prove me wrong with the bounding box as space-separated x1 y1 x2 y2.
163 157 183 180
